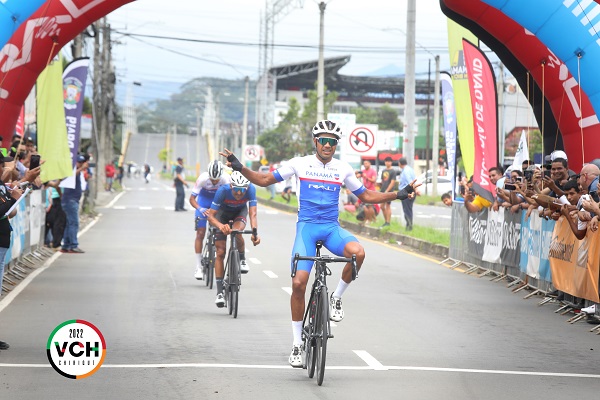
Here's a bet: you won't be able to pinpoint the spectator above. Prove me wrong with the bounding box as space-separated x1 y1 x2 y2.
267 163 276 200
281 175 293 203
489 166 505 211
144 163 151 183
105 162 116 191
116 165 124 186
398 157 416 230
44 180 66 251
59 155 88 253
361 160 376 191
463 178 492 213
379 157 397 227
174 157 189 211
441 192 452 207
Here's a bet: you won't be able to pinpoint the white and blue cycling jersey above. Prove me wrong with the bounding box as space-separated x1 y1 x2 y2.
192 172 230 228
273 155 365 223
210 183 257 212
273 155 366 272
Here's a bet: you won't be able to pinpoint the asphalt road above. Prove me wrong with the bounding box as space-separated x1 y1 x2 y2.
0 174 598 399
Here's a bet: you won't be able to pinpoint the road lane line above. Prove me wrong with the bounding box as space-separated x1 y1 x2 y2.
282 287 292 295
0 363 598 378
113 206 126 210
139 206 152 210
266 210 279 214
104 191 127 208
249 257 261 264
169 271 177 289
263 271 278 278
353 350 386 370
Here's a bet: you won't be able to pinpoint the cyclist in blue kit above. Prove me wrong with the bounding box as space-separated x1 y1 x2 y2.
220 120 420 367
190 160 230 280
206 171 260 308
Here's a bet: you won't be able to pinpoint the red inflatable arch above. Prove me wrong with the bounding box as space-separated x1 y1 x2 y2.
0 0 133 140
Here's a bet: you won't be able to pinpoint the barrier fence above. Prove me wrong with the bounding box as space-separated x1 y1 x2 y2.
1 190 49 295
444 203 600 307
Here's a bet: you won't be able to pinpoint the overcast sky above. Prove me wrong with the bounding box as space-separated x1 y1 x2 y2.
106 0 450 90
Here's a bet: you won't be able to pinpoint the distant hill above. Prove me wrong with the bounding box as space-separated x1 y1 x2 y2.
115 80 185 106
363 64 404 77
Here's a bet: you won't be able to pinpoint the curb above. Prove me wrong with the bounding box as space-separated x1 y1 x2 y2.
258 198 449 259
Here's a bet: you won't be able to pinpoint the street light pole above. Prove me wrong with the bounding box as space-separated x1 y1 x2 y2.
242 76 249 164
196 106 201 175
317 1 326 121
403 0 416 167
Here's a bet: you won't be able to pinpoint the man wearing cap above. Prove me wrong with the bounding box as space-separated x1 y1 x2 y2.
174 157 189 211
59 155 88 253
379 156 397 227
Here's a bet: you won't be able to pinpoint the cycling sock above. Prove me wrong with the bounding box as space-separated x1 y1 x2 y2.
332 279 349 299
239 252 245 261
216 279 223 294
292 321 303 346
195 253 202 268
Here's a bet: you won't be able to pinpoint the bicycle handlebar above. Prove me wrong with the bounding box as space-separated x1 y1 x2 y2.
291 253 358 281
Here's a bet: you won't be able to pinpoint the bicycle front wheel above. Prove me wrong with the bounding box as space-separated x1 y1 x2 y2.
306 297 317 378
315 288 329 386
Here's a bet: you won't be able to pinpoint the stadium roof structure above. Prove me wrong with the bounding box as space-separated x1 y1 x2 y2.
270 55 433 101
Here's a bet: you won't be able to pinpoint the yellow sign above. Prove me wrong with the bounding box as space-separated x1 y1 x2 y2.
260 158 268 166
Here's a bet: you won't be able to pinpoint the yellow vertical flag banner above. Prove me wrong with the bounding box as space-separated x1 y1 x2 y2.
36 53 73 182
447 19 478 178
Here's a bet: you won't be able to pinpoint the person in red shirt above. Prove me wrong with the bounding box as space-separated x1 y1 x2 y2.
105 163 116 192
361 160 377 191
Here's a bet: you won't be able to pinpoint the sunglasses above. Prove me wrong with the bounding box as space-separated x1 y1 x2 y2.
232 187 247 194
317 137 338 147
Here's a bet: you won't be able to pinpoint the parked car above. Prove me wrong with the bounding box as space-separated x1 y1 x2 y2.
420 175 453 196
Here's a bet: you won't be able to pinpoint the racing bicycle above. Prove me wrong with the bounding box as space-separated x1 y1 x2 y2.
292 240 357 386
222 223 256 318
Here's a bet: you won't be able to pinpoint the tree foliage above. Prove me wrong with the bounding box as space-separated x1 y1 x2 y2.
352 103 402 131
258 86 338 162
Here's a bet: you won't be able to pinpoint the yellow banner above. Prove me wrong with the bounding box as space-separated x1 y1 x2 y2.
447 19 478 178
36 54 73 182
548 217 600 303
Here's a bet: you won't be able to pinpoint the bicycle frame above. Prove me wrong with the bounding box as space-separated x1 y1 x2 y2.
222 223 255 318
201 226 217 288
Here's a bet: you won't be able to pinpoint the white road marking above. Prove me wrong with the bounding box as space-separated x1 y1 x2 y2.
264 271 278 279
139 206 152 210
249 257 261 264
282 287 292 295
266 210 279 214
104 191 127 208
113 206 126 210
353 350 386 370
0 363 598 378
168 271 177 289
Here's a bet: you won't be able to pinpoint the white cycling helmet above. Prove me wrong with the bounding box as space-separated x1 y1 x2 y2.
230 171 250 188
207 160 223 180
312 120 343 139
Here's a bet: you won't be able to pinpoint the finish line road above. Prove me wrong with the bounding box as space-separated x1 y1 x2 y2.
0 176 598 399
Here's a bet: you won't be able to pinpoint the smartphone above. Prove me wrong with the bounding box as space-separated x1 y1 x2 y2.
543 170 551 178
504 183 517 191
591 191 600 203
515 176 523 183
29 154 40 169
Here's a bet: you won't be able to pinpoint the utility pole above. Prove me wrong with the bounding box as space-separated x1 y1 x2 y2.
242 76 250 164
432 55 441 195
196 106 201 175
317 1 326 121
403 0 416 167
425 59 431 195
90 20 102 211
497 62 505 165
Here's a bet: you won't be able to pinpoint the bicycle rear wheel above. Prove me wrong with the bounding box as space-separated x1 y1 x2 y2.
315 288 329 386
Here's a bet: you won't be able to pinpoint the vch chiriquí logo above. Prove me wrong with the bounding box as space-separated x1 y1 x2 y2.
47 320 106 379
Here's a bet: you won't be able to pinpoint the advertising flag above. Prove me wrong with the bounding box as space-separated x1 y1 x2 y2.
512 130 529 170
447 19 478 178
441 72 457 199
463 39 498 203
63 58 90 168
36 54 73 182
15 106 24 137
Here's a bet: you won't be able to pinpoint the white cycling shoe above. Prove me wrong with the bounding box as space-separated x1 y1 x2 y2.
215 293 225 308
288 344 303 368
194 266 204 280
582 304 596 315
240 260 250 274
330 295 344 322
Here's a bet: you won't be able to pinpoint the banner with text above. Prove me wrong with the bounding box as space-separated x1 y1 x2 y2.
549 217 600 303
441 72 458 200
63 58 90 168
463 39 498 203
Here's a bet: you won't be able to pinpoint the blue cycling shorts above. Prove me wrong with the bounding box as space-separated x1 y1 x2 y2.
291 222 358 273
194 207 210 230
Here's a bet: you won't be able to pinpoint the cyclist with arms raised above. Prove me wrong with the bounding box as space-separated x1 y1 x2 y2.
190 160 230 280
206 171 260 307
220 120 420 367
